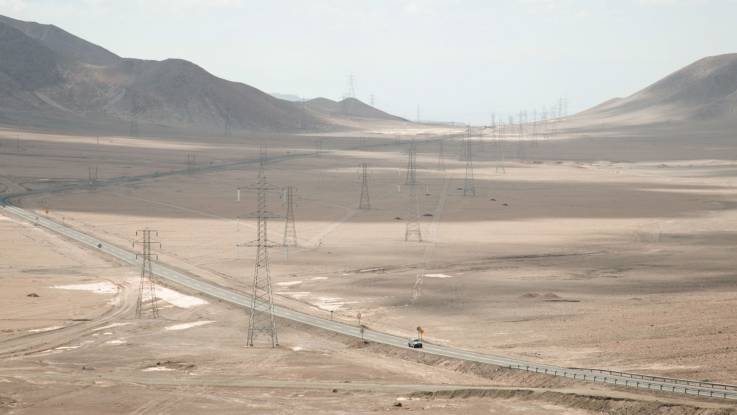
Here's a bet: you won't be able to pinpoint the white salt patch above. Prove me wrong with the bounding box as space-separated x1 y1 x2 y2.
93 322 131 331
291 346 304 352
311 277 328 281
53 282 118 294
55 346 80 350
142 366 174 372
276 281 302 287
315 297 358 312
164 321 214 331
105 339 126 345
148 286 207 309
424 273 455 279
28 325 63 333
102 332 113 335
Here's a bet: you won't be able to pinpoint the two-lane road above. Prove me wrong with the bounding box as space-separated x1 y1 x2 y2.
3 202 737 401
2 138 736 401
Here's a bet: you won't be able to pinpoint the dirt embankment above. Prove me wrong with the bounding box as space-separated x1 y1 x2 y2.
412 388 737 415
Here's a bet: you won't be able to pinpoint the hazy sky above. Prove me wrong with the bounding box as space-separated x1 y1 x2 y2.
1 0 735 123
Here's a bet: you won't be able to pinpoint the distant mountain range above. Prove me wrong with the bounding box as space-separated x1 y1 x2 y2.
0 14 405 135
578 54 737 126
270 93 304 102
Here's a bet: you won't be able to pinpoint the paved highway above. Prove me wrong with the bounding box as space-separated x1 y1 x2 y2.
2 144 736 401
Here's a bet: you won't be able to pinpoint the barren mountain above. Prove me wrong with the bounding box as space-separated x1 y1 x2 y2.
0 21 61 108
578 54 737 125
0 14 120 66
305 97 406 121
0 15 402 135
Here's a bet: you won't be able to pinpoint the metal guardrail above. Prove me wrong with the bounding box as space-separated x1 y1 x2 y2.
569 367 737 392
509 364 737 400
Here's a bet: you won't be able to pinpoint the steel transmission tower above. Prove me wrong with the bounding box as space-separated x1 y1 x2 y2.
358 163 371 209
437 138 446 171
404 142 422 242
186 153 196 174
282 186 298 248
238 148 279 348
404 139 417 185
496 134 506 174
405 182 422 242
87 166 98 187
134 229 161 319
347 73 356 98
463 135 476 196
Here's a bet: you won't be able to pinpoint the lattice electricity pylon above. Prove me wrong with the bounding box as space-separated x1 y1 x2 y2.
541 109 549 140
405 181 423 242
519 110 526 137
358 163 371 210
495 136 506 174
237 147 280 348
437 138 446 172
404 139 417 185
186 153 196 174
134 229 161 319
281 186 298 247
463 136 476 196
459 125 474 161
87 166 98 188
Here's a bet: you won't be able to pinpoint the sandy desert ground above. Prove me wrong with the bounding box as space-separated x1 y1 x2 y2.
3 123 737 413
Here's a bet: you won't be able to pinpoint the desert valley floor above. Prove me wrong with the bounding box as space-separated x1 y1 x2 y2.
3 124 737 414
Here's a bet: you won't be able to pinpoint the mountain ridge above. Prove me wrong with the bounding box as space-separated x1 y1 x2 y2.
0 14 405 135
579 53 737 125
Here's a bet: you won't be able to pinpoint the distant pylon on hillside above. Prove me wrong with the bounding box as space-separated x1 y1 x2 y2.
358 163 371 210
405 139 417 185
